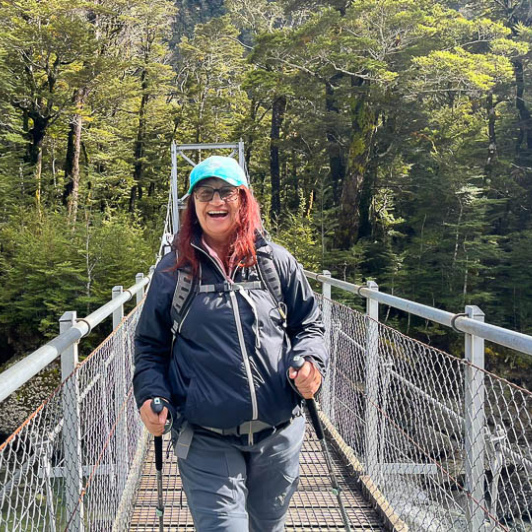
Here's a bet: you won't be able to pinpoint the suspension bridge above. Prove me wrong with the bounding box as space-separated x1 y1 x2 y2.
1 143 531 531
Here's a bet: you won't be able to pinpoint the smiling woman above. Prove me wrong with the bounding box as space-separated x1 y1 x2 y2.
193 177 241 256
133 155 328 532
174 158 262 277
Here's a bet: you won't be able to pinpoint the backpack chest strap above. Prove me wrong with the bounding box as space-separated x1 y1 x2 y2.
198 281 263 293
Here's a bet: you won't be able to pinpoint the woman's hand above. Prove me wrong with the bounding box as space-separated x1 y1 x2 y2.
288 360 322 399
139 399 168 436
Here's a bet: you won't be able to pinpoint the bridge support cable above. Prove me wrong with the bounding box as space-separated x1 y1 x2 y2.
170 142 180 238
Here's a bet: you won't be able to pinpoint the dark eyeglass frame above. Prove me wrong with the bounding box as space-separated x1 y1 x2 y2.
193 185 239 202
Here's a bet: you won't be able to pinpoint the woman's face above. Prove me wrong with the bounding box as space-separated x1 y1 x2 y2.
193 177 240 246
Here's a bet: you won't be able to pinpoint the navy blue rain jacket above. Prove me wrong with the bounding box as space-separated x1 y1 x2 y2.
133 235 328 429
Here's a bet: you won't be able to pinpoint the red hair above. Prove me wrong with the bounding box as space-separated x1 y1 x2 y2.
174 187 262 276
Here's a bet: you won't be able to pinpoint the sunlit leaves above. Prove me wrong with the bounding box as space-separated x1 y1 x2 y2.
411 47 514 94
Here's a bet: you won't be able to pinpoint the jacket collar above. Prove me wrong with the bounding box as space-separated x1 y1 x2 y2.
191 229 270 254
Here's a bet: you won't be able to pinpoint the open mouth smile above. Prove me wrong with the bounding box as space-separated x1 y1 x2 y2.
207 211 229 219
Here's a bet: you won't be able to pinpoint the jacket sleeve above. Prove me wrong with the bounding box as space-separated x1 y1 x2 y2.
273 244 329 376
133 264 176 409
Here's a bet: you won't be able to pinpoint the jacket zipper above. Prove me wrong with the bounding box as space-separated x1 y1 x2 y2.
191 243 259 422
229 290 259 421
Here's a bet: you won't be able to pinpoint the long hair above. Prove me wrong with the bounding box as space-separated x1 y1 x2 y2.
174 186 262 276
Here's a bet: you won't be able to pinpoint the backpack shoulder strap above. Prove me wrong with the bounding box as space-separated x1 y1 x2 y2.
170 265 197 337
256 244 283 305
170 245 285 337
256 244 286 324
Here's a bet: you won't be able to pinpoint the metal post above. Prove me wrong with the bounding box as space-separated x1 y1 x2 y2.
238 139 245 170
112 286 124 330
60 311 84 532
171 141 180 235
322 270 332 348
321 271 333 417
364 281 379 479
112 286 128 497
464 305 486 532
329 319 342 425
135 273 145 306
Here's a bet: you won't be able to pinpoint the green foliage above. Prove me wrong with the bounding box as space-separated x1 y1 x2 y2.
1 0 532 368
411 47 515 93
77 212 156 305
175 16 250 144
0 211 86 353
273 194 320 270
0 209 155 358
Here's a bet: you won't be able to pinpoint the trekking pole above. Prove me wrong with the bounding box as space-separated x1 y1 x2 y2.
292 356 352 531
151 398 165 532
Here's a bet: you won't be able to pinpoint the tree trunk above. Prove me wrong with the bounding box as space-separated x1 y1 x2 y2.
131 68 149 213
514 59 532 162
270 94 286 223
26 114 48 166
338 79 372 248
357 159 378 240
486 91 497 178
65 88 87 225
34 146 43 209
325 75 346 205
26 113 47 207
245 97 258 171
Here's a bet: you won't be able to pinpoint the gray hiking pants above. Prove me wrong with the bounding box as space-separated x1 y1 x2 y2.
177 415 306 531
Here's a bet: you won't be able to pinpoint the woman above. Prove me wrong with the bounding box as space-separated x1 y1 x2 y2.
133 155 328 531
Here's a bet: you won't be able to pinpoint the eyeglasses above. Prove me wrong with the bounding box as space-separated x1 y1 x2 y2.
194 185 239 202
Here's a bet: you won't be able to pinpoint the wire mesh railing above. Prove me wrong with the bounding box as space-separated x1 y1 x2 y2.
0 305 147 532
2 270 532 531
316 293 532 532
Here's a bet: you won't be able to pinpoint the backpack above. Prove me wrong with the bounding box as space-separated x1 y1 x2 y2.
169 244 286 339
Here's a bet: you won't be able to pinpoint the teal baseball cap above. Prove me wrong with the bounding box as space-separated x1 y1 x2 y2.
187 156 248 195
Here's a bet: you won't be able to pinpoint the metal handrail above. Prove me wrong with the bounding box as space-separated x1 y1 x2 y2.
0 275 152 403
303 270 532 357
3 266 531 405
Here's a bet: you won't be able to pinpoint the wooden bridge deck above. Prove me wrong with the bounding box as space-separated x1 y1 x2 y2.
129 426 386 531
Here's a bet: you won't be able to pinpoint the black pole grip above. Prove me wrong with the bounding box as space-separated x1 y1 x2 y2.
151 397 164 415
291 356 325 441
151 398 164 472
306 398 325 440
154 435 163 471
291 355 305 371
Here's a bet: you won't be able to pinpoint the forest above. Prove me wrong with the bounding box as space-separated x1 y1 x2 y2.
1 0 532 368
